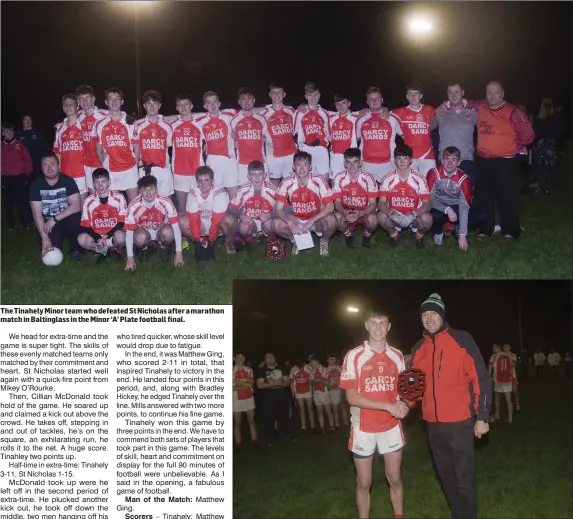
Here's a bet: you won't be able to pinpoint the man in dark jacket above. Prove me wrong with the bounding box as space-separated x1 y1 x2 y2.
409 293 491 519
16 115 49 181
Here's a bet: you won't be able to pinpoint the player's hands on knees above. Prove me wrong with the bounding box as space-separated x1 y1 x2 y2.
474 420 489 438
288 219 303 235
346 210 359 224
446 207 458 223
173 251 184 267
125 257 136 272
260 212 271 223
458 235 469 251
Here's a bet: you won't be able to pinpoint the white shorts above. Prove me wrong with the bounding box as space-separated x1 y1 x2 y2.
294 216 322 237
300 144 330 175
72 176 88 195
329 388 342 405
199 219 223 238
110 166 139 192
362 161 395 183
139 166 174 197
237 162 268 187
295 392 312 401
494 382 513 393
411 159 437 178
233 395 255 413
349 422 405 457
313 390 331 407
330 153 346 179
206 155 239 189
173 174 197 193
267 154 294 180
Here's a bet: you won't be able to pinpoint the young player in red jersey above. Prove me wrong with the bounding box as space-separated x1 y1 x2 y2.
274 151 337 256
340 309 409 519
133 90 174 199
377 145 433 249
124 175 184 271
309 355 335 434
94 87 139 203
332 147 379 248
503 343 521 411
223 160 278 250
390 82 437 177
233 351 258 452
329 93 358 179
78 168 126 262
289 358 316 433
170 93 205 214
327 353 349 427
53 94 87 202
75 85 108 196
489 344 514 423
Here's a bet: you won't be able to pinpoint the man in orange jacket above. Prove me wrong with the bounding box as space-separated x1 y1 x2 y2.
409 293 491 519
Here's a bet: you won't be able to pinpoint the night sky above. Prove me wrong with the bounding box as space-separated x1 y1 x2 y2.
2 1 571 139
233 281 572 364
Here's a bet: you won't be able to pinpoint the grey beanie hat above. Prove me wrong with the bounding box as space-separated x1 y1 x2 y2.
420 293 445 318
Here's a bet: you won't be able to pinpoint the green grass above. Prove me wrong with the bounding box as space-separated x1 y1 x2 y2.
1 146 572 304
234 376 573 519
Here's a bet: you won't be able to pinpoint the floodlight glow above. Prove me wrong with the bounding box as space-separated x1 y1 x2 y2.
347 306 360 313
407 17 433 35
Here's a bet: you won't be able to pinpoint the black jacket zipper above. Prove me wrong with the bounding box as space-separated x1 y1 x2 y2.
438 351 443 378
432 336 439 422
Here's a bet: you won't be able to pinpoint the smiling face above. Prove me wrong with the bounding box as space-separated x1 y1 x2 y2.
364 315 391 344
421 311 443 334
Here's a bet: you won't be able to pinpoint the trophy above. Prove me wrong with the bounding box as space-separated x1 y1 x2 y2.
397 368 426 401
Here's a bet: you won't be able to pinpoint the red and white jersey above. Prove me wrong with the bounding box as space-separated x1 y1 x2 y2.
171 117 204 176
289 364 313 395
489 353 513 384
259 105 297 158
276 174 334 221
228 182 276 221
311 365 330 393
94 115 137 172
124 194 179 231
332 170 379 211
356 111 402 164
134 117 172 169
294 106 330 148
233 365 254 400
340 341 406 433
327 365 342 390
508 352 518 380
329 113 358 154
78 108 108 167
195 112 235 159
230 111 267 165
53 119 85 179
379 169 430 215
81 192 127 236
390 105 436 160
186 186 229 228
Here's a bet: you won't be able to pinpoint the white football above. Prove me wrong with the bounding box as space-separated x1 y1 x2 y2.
42 247 63 267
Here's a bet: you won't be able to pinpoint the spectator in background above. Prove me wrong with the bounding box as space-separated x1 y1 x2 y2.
2 121 32 230
533 349 546 378
547 348 561 369
532 98 559 195
16 115 49 181
565 352 572 379
515 102 535 192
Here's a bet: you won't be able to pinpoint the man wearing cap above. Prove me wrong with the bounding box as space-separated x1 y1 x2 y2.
407 294 491 519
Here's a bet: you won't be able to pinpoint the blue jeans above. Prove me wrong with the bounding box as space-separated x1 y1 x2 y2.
430 205 487 235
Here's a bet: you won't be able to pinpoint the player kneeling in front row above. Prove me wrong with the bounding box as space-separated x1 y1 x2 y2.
180 166 232 256
377 145 432 249
274 151 337 256
332 148 379 248
124 175 184 271
223 160 278 252
78 168 127 263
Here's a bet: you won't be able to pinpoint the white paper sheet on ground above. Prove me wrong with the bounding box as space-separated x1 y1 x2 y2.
294 232 314 250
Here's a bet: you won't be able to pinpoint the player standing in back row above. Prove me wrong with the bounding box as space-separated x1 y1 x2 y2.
390 82 437 177
489 344 514 423
328 93 358 180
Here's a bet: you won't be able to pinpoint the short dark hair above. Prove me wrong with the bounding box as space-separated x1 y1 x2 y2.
293 150 312 165
304 81 319 94
41 153 59 163
394 144 413 159
443 146 461 159
366 86 382 96
334 93 350 102
75 85 95 97
104 87 124 100
175 92 192 104
203 90 219 102
234 350 246 358
308 354 321 364
1 121 15 131
447 82 464 91
62 93 77 103
142 90 162 104
92 168 110 182
137 175 158 189
363 307 391 322
327 352 338 360
406 81 423 94
343 147 361 160
195 165 215 181
248 160 265 174
269 83 285 92
238 87 255 99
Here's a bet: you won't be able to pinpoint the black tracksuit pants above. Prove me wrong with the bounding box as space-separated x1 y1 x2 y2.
260 389 291 441
427 419 477 519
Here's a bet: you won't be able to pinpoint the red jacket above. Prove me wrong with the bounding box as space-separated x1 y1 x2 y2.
1 139 32 176
410 325 492 423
